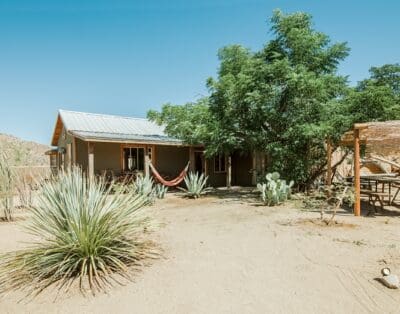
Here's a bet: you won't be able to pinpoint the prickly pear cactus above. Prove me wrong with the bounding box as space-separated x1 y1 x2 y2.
257 172 294 206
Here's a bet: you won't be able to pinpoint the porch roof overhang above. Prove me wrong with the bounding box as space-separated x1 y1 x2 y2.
71 130 186 146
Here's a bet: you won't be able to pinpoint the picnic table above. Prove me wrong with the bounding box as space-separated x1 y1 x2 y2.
360 175 400 206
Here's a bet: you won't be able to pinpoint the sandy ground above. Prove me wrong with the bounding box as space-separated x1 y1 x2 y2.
1 190 400 314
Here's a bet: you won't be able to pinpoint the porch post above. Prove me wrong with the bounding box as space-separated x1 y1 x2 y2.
72 137 77 166
354 129 361 216
189 147 195 172
226 155 232 188
66 143 72 170
144 146 150 178
252 151 257 185
88 142 95 178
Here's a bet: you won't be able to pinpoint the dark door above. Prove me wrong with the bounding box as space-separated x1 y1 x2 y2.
194 151 205 174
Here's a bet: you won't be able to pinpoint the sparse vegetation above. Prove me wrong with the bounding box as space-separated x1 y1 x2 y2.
154 184 168 199
257 172 294 206
133 175 155 199
0 151 15 221
180 172 211 199
0 167 157 296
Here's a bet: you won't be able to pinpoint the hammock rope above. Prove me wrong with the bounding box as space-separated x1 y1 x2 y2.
149 161 190 187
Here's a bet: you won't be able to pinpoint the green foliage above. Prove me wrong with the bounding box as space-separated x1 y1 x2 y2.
0 167 156 295
147 10 398 189
147 98 216 148
180 172 211 199
154 184 168 199
347 63 400 122
0 150 14 221
257 172 294 206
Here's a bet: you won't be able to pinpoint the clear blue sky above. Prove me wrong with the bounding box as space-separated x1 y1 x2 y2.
0 0 399 145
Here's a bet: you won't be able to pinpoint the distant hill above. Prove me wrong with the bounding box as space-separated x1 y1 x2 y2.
0 133 49 166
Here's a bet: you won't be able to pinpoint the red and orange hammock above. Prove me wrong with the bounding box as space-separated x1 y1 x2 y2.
149 161 190 187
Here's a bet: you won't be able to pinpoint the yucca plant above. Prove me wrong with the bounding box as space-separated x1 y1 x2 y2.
134 175 154 198
154 184 168 199
0 167 157 296
0 150 14 221
257 172 294 206
180 172 211 199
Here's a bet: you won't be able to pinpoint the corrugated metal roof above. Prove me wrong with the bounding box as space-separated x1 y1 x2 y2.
59 110 182 144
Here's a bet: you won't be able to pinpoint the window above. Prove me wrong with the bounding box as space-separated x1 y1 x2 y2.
147 147 153 162
214 154 226 173
123 147 145 171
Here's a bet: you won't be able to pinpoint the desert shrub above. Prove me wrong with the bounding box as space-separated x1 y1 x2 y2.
302 183 354 220
180 172 211 199
257 172 294 206
154 184 168 199
134 175 155 198
0 167 156 296
0 151 14 221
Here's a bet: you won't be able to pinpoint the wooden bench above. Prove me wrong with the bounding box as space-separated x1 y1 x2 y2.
361 189 389 213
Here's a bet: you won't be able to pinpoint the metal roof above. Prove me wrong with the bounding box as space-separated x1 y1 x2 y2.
56 110 182 145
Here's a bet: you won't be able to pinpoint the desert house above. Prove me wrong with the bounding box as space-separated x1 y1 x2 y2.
48 110 266 187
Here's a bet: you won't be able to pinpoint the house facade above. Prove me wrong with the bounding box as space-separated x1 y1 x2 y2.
48 110 265 187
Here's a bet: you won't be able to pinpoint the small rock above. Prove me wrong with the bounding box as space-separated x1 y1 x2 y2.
381 267 391 276
381 274 399 289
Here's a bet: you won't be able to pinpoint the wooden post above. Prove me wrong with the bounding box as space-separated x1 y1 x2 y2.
72 137 77 166
226 155 232 188
88 142 95 178
204 158 208 176
354 129 361 216
326 139 332 186
189 147 195 172
144 146 150 177
252 151 257 185
66 143 72 170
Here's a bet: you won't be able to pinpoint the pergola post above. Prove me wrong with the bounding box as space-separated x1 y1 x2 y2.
88 142 95 178
354 129 361 216
326 139 332 186
226 155 232 188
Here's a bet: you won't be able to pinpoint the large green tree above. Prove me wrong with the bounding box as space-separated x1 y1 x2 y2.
148 10 398 189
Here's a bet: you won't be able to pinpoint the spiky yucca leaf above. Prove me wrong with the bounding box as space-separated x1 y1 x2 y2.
180 172 211 199
154 184 168 199
0 167 157 296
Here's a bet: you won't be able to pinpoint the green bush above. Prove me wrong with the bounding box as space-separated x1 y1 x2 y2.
0 167 156 296
257 172 294 206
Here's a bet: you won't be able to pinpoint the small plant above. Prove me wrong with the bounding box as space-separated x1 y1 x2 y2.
180 172 211 199
154 184 168 199
134 175 155 198
0 151 14 221
257 172 294 206
0 167 157 296
302 183 354 223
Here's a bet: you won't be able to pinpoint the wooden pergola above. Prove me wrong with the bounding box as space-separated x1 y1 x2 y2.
338 120 400 216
